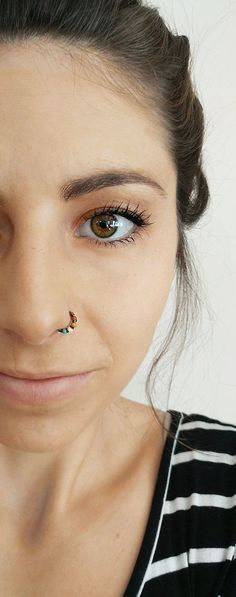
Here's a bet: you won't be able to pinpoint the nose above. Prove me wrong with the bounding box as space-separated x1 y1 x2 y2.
0 236 72 346
1 288 71 346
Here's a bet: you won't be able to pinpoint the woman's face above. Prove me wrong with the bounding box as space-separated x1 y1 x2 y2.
0 41 178 451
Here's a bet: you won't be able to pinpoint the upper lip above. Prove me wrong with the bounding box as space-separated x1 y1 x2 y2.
0 369 91 380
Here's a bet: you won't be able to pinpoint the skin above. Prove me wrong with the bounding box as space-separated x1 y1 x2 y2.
0 41 178 554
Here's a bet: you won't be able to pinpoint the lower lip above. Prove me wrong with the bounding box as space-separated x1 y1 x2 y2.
0 371 94 407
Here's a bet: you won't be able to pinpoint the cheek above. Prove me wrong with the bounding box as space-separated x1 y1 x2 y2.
122 264 174 353
123 221 178 341
102 247 177 387
86 214 178 390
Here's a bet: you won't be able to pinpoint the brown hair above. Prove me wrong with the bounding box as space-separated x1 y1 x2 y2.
0 0 211 451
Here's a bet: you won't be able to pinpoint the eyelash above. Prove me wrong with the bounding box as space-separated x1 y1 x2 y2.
76 201 154 249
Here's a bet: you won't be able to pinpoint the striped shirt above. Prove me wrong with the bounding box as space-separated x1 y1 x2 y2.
123 409 236 597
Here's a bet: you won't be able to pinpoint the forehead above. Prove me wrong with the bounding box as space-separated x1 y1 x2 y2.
0 41 175 188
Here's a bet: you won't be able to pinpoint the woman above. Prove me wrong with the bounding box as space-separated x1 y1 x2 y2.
0 1 235 595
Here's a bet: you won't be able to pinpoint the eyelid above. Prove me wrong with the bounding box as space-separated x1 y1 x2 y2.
76 200 154 226
72 200 154 249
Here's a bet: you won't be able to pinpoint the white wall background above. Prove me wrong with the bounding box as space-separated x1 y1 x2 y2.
122 0 236 424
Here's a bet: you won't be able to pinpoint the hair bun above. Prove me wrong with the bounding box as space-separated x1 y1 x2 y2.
119 0 139 7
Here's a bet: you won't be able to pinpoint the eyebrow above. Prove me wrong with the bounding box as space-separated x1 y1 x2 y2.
60 169 166 201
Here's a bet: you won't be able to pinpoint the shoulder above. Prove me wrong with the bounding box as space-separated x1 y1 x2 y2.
155 411 236 593
171 409 236 486
117 396 171 434
175 409 236 458
108 397 171 492
166 409 236 540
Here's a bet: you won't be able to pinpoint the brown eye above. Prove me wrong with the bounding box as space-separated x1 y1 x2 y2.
74 202 153 249
90 213 122 239
75 211 134 244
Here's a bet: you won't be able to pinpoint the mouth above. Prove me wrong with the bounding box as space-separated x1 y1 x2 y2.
0 368 92 380
0 370 95 407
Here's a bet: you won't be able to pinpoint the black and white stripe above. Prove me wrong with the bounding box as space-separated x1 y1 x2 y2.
124 410 236 597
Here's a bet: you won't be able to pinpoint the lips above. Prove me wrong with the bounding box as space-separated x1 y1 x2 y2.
0 369 90 380
0 370 94 406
